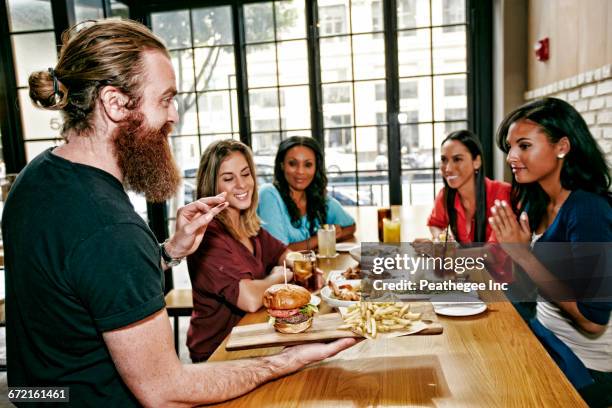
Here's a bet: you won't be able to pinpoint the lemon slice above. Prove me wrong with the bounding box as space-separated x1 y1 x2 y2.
285 252 303 262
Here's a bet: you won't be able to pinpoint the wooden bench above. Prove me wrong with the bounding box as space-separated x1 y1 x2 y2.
164 289 193 355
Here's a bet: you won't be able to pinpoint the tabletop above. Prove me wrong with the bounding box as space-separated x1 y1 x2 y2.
206 234 586 407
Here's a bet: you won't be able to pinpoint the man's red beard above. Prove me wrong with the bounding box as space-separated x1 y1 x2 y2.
112 111 181 203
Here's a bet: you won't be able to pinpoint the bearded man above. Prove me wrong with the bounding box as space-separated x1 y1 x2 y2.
1 19 355 407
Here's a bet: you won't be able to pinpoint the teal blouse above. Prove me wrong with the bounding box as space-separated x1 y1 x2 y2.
257 183 355 245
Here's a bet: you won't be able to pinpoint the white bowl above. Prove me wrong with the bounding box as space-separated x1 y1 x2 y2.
348 245 361 262
321 279 361 308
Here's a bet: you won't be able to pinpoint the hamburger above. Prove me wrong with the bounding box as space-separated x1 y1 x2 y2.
263 284 318 334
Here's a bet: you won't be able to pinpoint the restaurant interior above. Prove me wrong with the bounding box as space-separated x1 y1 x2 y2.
0 0 610 406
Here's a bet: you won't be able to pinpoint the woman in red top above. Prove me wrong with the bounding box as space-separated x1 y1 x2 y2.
187 140 307 362
416 130 511 281
427 130 510 243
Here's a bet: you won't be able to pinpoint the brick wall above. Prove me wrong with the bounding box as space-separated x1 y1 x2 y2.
525 64 612 166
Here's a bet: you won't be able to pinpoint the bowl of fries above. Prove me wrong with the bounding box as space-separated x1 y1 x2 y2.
321 279 361 308
338 302 425 339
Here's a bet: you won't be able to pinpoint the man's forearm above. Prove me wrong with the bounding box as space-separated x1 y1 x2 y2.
171 353 298 406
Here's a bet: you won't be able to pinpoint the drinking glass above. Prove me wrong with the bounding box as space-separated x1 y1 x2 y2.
317 224 336 258
383 218 401 243
293 250 317 291
377 208 392 241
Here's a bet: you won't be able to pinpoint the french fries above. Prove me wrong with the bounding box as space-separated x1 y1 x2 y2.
338 302 422 339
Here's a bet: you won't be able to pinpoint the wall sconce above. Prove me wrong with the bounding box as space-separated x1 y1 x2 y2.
534 37 549 62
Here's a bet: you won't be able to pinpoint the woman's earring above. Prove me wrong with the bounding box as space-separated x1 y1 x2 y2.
557 153 566 159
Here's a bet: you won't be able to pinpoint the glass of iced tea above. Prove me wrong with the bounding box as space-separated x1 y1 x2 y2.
377 208 392 241
293 250 317 291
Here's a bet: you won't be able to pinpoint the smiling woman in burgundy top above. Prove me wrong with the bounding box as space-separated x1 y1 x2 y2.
187 140 294 362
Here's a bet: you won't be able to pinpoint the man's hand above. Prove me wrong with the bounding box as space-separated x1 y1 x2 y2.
280 338 358 369
165 192 229 259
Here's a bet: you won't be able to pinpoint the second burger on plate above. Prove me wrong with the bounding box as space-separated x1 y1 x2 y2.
263 284 318 334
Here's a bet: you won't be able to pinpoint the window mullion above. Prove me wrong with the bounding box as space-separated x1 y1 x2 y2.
306 0 324 146
383 0 401 205
233 2 251 146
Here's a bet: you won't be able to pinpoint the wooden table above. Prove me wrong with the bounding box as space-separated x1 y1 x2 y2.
205 206 586 407
165 289 193 354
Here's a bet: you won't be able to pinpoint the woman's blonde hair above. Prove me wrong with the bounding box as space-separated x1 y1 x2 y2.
196 139 260 240
28 18 168 136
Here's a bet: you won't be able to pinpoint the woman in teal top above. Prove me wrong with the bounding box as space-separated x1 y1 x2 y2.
257 136 356 249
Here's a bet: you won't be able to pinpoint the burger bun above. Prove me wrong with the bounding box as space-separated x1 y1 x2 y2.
274 316 313 334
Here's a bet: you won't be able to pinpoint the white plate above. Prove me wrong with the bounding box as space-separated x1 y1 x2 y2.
320 280 361 308
337 243 359 252
310 294 321 306
431 294 486 316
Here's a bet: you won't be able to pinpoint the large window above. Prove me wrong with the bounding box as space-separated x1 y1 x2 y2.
152 6 240 221
148 0 469 209
3 0 139 215
243 0 311 175
6 0 61 161
397 0 467 204
1 0 474 234
319 0 387 206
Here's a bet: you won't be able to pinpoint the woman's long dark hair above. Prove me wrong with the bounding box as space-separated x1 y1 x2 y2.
496 97 611 231
273 136 328 236
441 130 487 243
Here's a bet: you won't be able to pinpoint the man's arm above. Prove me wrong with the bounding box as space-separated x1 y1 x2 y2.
103 308 356 407
161 194 229 271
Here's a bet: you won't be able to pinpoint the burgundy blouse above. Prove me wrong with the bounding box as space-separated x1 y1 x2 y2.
186 219 286 361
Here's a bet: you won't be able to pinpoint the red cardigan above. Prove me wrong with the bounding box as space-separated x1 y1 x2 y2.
427 177 511 243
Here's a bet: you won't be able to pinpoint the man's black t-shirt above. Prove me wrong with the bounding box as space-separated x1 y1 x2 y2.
2 149 165 406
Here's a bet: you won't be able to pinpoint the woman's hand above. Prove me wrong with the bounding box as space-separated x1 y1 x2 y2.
334 225 343 239
313 268 325 291
489 200 531 259
269 266 294 284
412 238 434 258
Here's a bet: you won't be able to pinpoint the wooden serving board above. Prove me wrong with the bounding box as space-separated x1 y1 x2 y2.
226 302 442 351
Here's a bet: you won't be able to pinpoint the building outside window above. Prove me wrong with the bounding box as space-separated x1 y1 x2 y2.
319 4 347 36
444 77 466 96
2 0 471 232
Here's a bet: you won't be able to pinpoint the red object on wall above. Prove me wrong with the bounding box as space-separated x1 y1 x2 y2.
535 37 549 61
